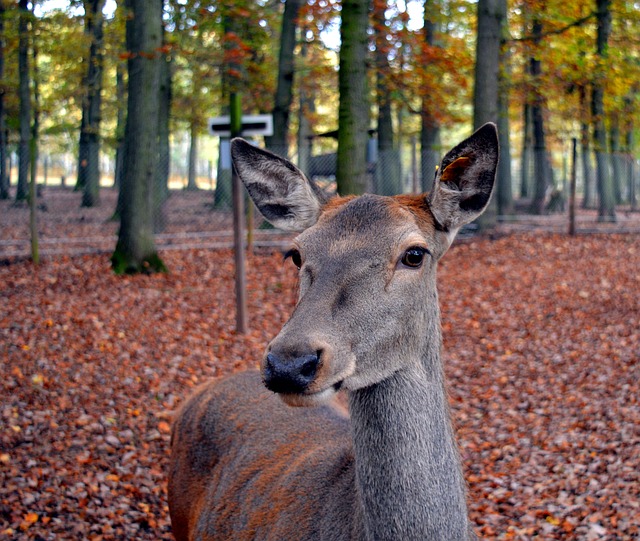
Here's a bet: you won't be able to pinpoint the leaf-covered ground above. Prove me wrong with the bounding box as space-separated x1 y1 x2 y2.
1 232 638 540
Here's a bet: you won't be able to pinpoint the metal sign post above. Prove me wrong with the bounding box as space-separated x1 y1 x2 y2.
214 107 273 334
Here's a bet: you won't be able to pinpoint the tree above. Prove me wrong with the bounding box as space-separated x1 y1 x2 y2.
111 0 166 274
29 10 39 264
265 0 302 157
0 0 8 200
113 60 126 190
154 35 171 231
336 0 370 195
473 0 503 226
496 0 513 215
373 0 401 195
529 18 548 215
77 0 106 208
420 0 440 192
580 85 596 208
296 30 313 175
592 0 615 222
16 0 30 202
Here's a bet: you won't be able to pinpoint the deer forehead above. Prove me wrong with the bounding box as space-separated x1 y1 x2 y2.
299 194 434 258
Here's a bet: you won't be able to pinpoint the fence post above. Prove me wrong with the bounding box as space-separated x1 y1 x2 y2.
410 136 418 194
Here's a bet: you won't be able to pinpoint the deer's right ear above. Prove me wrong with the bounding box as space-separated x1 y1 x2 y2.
427 123 499 232
231 138 327 231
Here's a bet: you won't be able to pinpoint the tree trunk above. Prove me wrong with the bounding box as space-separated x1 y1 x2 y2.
154 42 171 232
265 0 302 157
609 113 623 203
592 0 615 222
79 0 106 207
520 103 532 198
473 0 501 127
473 0 503 227
0 0 8 200
420 0 439 192
625 97 637 210
114 61 126 191
579 85 595 208
529 19 547 215
17 0 30 202
29 26 40 264
214 13 240 209
187 121 198 190
336 0 370 195
111 0 165 274
496 0 513 215
373 0 401 196
297 34 313 176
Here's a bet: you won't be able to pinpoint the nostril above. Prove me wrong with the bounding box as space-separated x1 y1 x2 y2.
300 354 319 379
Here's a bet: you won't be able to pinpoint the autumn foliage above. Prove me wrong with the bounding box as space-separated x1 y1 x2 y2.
1 231 638 539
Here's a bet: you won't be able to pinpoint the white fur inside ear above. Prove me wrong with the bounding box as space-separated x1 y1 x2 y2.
284 176 322 230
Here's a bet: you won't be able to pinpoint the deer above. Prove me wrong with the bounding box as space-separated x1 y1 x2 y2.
168 123 499 541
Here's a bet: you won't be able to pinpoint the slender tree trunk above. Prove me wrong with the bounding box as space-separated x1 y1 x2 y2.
336 0 370 195
496 0 513 215
373 0 401 196
111 0 165 274
579 86 595 208
609 113 623 203
297 34 313 176
29 28 39 264
592 0 615 222
420 0 439 192
265 0 302 157
187 121 198 190
114 61 126 191
473 0 503 227
17 0 30 202
79 0 106 207
625 96 637 210
154 41 171 232
214 14 239 209
520 102 532 198
473 0 501 127
529 19 547 215
0 0 8 200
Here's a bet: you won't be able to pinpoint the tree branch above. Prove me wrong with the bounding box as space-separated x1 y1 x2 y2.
510 12 596 43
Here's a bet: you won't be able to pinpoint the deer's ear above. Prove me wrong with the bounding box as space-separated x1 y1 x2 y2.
231 138 327 231
427 123 499 232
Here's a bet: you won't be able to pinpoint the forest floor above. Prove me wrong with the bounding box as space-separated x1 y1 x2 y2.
1 189 639 540
2 186 640 258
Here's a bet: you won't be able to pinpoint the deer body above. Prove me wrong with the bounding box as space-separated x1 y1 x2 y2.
169 125 499 541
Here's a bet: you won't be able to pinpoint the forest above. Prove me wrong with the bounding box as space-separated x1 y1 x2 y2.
1 0 640 539
0 0 639 270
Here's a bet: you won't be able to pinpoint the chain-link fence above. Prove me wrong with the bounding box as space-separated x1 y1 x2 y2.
1 132 639 259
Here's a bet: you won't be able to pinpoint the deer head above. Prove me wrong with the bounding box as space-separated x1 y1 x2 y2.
231 124 498 407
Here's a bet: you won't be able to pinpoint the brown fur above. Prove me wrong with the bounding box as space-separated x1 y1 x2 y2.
169 124 499 541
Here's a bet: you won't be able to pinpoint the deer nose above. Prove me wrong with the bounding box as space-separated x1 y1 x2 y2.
263 352 320 394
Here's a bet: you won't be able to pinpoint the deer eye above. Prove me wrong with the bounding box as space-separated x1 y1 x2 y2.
400 247 428 268
284 248 302 269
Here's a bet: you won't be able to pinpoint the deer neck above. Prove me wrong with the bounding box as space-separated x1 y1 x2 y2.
348 319 470 540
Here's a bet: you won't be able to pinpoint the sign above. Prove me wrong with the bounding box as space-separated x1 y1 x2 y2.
208 114 274 137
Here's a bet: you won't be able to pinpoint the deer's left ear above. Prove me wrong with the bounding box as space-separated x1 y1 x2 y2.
427 123 499 232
